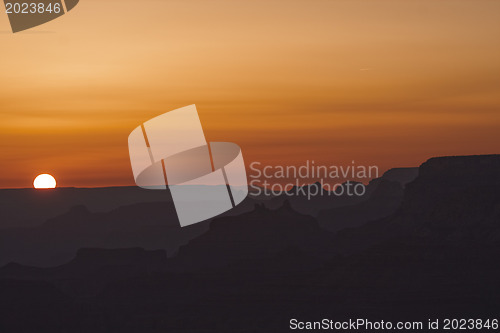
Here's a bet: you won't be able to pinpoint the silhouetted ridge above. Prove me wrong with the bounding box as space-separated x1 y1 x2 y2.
0 186 172 229
286 182 323 194
173 200 334 270
380 167 419 187
332 154 500 253
318 179 404 232
316 167 415 233
277 199 304 216
399 154 500 222
419 154 500 181
0 155 499 331
0 201 209 267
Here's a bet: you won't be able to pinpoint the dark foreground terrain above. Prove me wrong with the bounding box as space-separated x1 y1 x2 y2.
0 155 499 332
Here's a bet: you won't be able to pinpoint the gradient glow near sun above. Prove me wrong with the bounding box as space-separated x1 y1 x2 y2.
33 174 57 189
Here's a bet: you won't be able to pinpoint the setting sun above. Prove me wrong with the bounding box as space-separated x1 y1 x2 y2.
33 174 57 189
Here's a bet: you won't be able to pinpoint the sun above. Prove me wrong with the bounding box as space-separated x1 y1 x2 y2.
33 174 57 189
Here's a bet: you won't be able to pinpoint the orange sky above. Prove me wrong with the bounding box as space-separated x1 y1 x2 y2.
1 0 499 188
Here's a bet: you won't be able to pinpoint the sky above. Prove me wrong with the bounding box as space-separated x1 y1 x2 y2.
0 0 499 188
